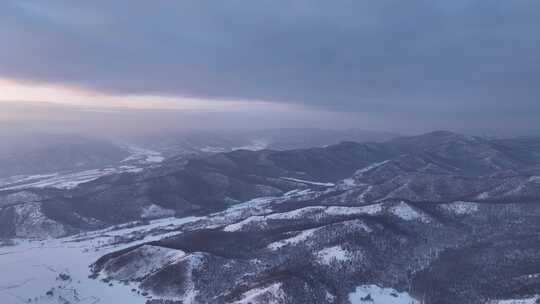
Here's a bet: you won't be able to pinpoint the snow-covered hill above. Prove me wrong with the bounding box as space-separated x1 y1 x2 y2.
0 216 199 304
3 131 540 303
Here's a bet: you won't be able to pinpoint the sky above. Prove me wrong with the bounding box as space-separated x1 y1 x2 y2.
1 0 539 134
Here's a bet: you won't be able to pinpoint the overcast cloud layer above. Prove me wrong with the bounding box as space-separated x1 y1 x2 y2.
1 0 539 129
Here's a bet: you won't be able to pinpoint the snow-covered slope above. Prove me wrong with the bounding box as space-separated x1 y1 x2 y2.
0 146 163 191
0 216 200 304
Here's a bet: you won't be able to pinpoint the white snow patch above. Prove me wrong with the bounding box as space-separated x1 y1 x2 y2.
389 202 430 223
477 191 491 200
231 282 285 304
267 228 319 250
340 219 373 233
141 204 176 219
200 146 228 153
441 201 479 215
143 252 205 303
267 206 326 220
13 203 66 239
102 245 186 281
283 188 316 198
0 169 112 190
326 290 337 302
0 190 42 207
0 167 142 190
226 197 270 212
0 146 162 191
178 253 204 303
122 146 164 164
317 246 352 265
0 173 59 189
280 177 335 187
348 285 419 304
355 160 391 175
489 296 540 304
199 197 279 230
358 185 373 202
529 176 540 183
339 178 358 189
0 215 201 304
223 206 326 232
223 215 267 232
224 203 385 233
182 286 199 304
326 204 383 216
232 139 269 151
217 189 315 219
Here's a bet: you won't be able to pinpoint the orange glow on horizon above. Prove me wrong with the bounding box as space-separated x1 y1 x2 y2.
0 77 268 110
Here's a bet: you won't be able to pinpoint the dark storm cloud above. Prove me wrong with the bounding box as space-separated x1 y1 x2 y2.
1 0 539 119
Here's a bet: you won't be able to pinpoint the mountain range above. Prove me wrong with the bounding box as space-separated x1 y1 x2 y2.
2 131 540 303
